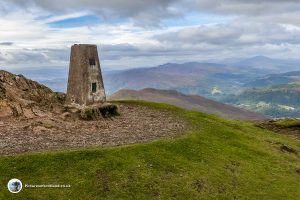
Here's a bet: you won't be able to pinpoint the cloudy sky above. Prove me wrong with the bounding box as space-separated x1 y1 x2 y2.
0 0 300 70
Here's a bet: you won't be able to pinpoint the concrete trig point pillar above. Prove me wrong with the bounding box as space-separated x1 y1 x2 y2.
66 44 106 105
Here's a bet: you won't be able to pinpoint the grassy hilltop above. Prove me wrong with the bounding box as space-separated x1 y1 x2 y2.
0 101 299 199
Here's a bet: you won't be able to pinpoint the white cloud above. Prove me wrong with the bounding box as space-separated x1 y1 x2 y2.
41 12 90 24
0 1 300 70
8 0 183 26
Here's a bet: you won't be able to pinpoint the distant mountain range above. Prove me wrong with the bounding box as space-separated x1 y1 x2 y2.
109 88 267 120
244 71 300 88
5 55 300 118
104 62 254 98
233 56 300 72
104 56 300 101
8 56 299 93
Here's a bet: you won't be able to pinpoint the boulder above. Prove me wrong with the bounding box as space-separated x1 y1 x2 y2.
32 107 47 117
0 100 14 118
23 108 36 119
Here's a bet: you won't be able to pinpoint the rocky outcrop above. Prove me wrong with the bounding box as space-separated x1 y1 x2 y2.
0 70 65 118
0 70 119 120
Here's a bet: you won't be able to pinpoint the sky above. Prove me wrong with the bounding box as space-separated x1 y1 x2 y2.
0 0 300 70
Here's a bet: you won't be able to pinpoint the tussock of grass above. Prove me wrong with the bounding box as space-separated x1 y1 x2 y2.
0 101 299 199
99 103 119 118
80 103 119 120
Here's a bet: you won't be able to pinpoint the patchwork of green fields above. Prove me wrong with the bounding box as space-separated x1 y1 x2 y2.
223 84 300 118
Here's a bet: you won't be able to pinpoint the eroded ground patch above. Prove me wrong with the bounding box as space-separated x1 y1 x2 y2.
0 103 188 155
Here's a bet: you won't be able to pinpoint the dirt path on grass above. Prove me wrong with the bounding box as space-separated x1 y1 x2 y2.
0 103 188 155
257 120 300 139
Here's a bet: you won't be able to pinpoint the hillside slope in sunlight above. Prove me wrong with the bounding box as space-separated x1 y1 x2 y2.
109 88 267 120
0 101 299 199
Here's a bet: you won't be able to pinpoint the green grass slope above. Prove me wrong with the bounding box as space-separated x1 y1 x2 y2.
0 101 299 200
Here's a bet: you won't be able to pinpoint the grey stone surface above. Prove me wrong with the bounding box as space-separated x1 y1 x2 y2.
66 44 106 105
